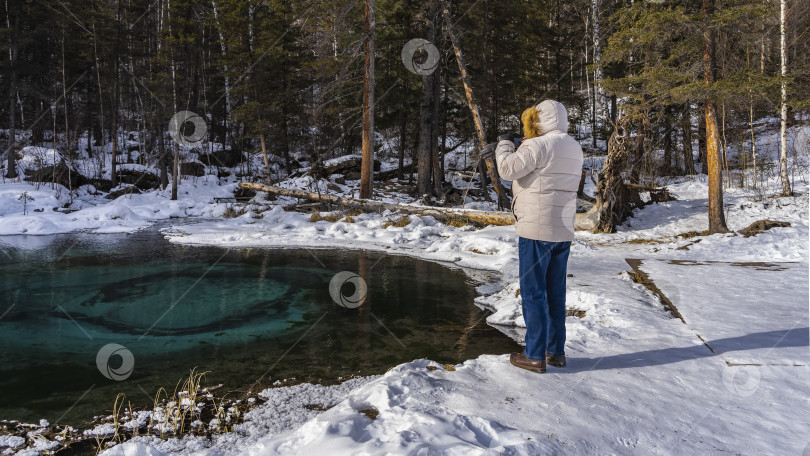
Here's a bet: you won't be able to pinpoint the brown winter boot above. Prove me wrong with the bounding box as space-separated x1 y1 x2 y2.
510 351 546 373
546 354 567 368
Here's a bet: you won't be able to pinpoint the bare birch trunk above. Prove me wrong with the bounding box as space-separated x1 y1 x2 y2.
779 0 791 195
169 0 179 201
592 0 607 123
748 96 757 188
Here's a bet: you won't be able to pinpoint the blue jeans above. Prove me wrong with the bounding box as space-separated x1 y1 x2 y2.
518 237 571 361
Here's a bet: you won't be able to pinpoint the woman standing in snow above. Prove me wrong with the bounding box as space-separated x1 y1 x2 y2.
480 100 584 373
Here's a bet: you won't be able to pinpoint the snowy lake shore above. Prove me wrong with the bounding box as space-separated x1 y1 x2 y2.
1 129 808 455
82 175 807 456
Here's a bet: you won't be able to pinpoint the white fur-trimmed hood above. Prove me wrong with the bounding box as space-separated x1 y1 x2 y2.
535 100 569 136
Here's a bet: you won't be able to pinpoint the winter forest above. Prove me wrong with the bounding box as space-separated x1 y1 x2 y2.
0 0 808 454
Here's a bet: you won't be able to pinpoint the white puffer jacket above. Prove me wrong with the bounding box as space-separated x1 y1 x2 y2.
495 100 584 242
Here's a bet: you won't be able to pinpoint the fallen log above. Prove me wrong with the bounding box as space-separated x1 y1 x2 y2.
243 181 597 230
737 219 791 237
239 182 594 230
240 181 515 227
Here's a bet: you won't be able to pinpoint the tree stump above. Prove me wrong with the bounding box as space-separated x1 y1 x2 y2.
591 118 644 233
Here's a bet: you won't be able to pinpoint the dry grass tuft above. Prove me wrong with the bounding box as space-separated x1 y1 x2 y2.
621 237 663 245
382 215 411 229
359 408 379 420
322 212 343 223
677 230 710 239
566 309 587 318
222 206 246 218
445 216 470 228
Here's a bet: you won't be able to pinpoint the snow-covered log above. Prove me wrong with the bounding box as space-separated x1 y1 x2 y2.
241 182 598 230
240 182 516 227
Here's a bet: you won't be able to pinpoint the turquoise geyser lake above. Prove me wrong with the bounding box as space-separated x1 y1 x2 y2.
0 229 519 425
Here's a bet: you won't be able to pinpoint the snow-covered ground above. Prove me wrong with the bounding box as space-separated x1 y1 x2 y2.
2 127 808 455
78 173 806 455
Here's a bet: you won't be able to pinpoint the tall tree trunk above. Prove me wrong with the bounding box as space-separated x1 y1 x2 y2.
703 0 730 233
110 63 120 187
110 0 123 187
583 21 595 149
111 112 118 187
418 6 439 197
92 15 105 184
431 6 444 197
62 33 71 196
417 74 433 196
610 95 617 127
172 142 179 200
281 68 292 175
158 124 168 189
681 104 695 175
359 0 375 199
760 18 767 74
592 0 607 123
441 1 509 210
416 4 436 197
721 101 730 188
482 0 494 141
281 105 292 175
5 0 18 178
60 33 70 188
260 133 272 185
440 70 448 178
748 96 758 188
398 112 406 180
431 57 443 197
662 109 672 175
555 0 561 100
169 0 179 201
779 0 791 195
212 0 232 152
698 102 708 174
631 120 644 184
